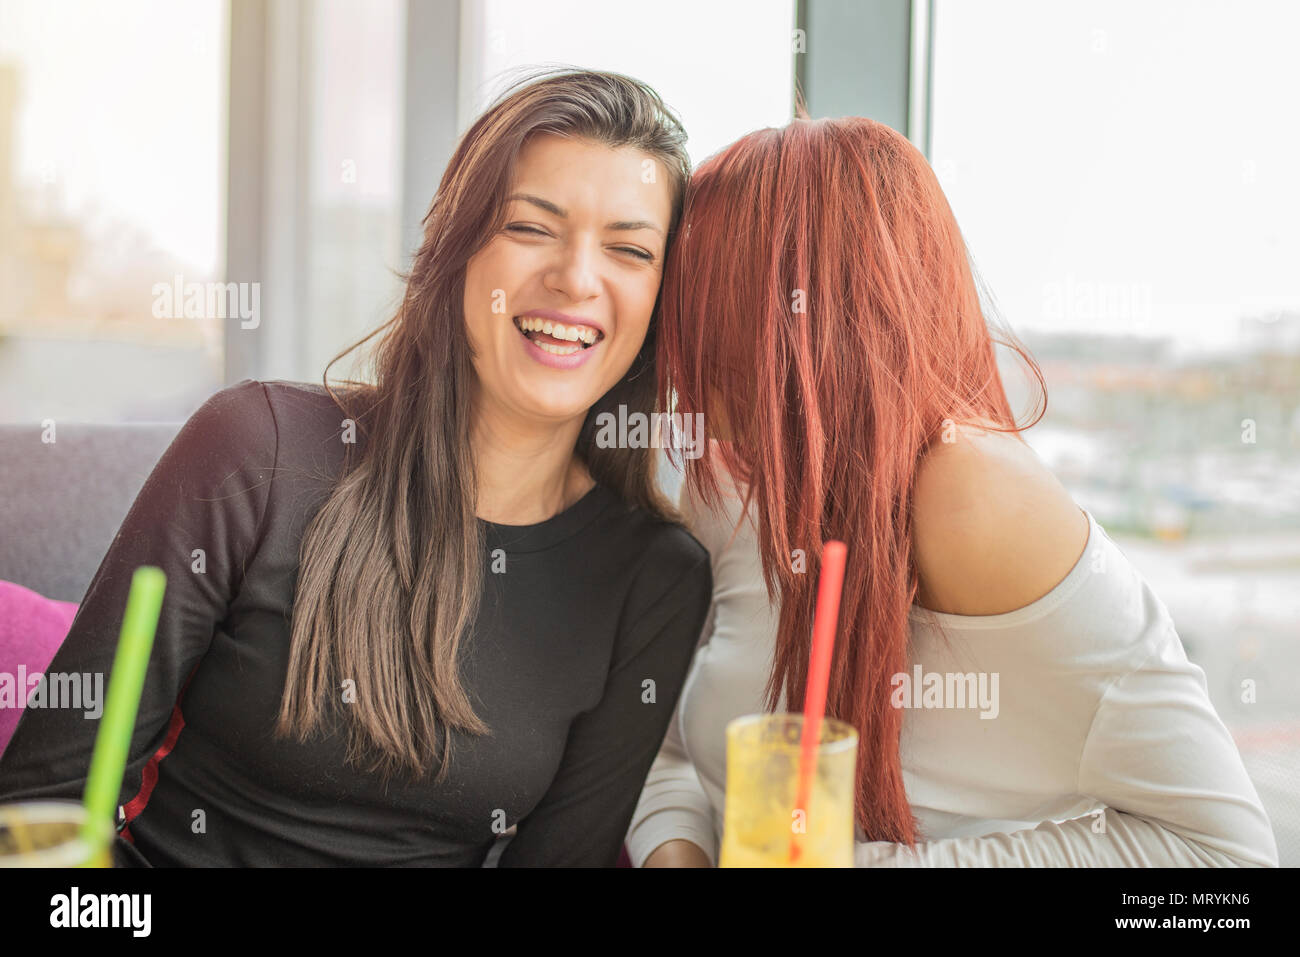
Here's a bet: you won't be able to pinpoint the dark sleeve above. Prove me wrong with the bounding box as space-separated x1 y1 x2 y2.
497 536 713 867
0 379 278 866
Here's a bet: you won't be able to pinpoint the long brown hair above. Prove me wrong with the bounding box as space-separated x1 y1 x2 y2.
274 68 692 783
657 115 1046 845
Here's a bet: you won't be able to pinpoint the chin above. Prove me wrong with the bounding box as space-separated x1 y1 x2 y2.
514 383 604 425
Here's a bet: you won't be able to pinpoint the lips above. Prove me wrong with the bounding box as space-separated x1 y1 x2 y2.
514 321 601 370
511 316 601 349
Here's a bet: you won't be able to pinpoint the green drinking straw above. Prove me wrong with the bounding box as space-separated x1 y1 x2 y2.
79 566 167 851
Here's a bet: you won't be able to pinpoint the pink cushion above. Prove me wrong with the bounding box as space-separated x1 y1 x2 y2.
0 580 79 757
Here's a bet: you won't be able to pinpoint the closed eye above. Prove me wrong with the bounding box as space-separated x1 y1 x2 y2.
505 224 549 237
506 224 655 263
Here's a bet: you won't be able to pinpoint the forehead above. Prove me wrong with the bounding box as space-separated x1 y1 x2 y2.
509 133 673 225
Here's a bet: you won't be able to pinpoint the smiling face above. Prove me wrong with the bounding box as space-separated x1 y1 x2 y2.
462 133 674 429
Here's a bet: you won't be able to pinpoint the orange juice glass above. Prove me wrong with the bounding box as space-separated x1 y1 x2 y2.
0 800 114 868
719 713 857 867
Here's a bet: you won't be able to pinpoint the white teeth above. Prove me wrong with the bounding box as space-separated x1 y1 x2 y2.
535 340 581 356
515 317 600 345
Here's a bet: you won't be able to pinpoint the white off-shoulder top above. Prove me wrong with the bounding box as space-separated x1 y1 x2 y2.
626 463 1278 867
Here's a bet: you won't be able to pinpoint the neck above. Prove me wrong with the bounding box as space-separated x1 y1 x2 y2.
471 395 594 525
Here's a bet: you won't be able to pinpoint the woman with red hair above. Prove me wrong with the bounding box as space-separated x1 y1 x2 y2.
626 115 1277 867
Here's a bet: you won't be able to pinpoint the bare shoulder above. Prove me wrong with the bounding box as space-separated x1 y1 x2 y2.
911 422 1090 617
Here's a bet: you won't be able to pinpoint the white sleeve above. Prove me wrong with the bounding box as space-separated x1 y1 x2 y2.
624 601 720 867
856 630 1278 867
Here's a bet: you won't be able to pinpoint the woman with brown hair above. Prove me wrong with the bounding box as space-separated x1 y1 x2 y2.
629 114 1276 867
0 68 712 867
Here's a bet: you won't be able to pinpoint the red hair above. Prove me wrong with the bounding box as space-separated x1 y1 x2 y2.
658 115 1046 845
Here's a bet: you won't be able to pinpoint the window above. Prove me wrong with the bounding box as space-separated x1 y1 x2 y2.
461 0 797 167
932 0 1300 862
0 0 227 422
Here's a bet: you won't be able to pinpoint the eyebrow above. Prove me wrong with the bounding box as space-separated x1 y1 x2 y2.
506 193 664 236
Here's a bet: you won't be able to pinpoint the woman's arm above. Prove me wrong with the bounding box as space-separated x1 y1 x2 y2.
644 839 712 867
629 462 752 867
857 630 1278 867
871 427 1279 866
0 380 278 866
626 641 718 867
497 536 712 866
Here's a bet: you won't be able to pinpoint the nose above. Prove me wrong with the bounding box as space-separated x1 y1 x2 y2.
543 236 601 303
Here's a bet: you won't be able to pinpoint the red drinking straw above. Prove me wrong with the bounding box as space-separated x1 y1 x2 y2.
789 539 848 864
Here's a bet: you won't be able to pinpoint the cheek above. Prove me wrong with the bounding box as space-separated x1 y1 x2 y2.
463 251 516 343
617 276 661 341
462 257 487 320
464 241 515 308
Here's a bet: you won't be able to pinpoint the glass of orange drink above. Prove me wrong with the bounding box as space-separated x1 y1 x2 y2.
719 713 858 867
0 800 114 868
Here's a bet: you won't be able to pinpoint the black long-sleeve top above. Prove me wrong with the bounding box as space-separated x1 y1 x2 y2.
0 379 712 866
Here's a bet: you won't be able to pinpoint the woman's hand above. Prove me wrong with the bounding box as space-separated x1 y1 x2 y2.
642 839 713 867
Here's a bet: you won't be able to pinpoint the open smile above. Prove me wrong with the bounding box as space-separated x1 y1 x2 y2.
511 315 606 369
512 315 604 351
